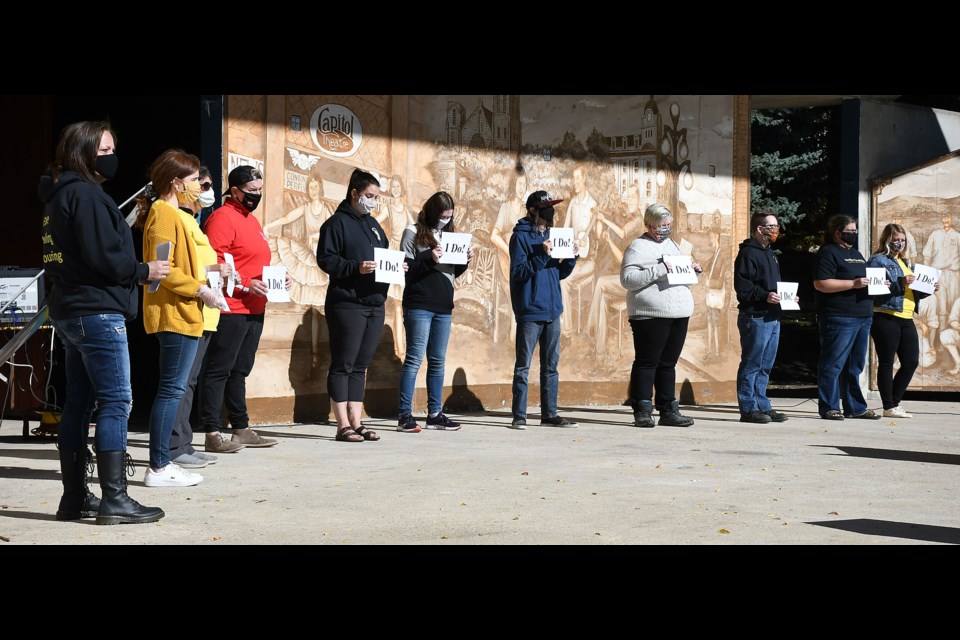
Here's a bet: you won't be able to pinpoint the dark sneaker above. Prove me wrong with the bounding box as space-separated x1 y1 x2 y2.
540 416 578 428
848 409 881 420
425 413 461 431
740 411 772 424
822 410 844 421
509 417 527 430
764 410 789 423
397 413 422 433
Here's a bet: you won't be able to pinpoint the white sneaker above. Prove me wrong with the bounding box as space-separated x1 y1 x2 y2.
883 405 913 418
144 463 204 487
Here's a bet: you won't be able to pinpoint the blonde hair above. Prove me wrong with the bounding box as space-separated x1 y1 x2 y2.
874 223 912 263
644 203 672 228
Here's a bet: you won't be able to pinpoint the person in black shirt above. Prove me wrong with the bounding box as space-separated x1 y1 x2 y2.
317 169 406 442
813 214 884 420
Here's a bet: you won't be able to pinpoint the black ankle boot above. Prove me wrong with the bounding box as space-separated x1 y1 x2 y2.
56 448 101 520
95 451 164 525
633 400 655 428
658 400 694 427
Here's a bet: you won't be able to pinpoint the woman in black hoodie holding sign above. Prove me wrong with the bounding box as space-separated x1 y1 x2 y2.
39 121 168 524
317 169 405 442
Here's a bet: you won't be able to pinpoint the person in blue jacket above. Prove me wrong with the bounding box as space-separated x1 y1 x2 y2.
508 190 580 429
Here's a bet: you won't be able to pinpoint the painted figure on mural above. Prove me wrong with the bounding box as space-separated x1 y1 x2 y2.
492 172 527 341
921 212 960 340
939 297 960 375
376 174 415 358
704 212 731 362
560 164 600 336
915 291 939 369
264 174 332 372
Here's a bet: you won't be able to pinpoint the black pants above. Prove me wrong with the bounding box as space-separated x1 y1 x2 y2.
870 312 919 409
629 317 689 410
199 314 264 431
326 305 385 402
168 331 211 458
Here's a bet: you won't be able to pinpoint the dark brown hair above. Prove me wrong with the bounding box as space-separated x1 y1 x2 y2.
49 121 116 185
821 214 857 246
414 191 456 249
133 149 201 228
347 168 380 201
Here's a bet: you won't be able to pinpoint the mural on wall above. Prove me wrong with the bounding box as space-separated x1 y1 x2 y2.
873 151 960 389
228 95 741 414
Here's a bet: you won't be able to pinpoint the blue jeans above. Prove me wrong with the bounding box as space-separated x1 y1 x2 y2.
817 315 872 416
512 319 560 419
148 332 199 468
52 314 132 453
736 314 781 413
399 309 452 416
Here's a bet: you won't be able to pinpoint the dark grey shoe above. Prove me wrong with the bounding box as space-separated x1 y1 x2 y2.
540 416 578 428
740 411 772 424
633 400 655 428
764 410 789 422
658 400 694 427
510 417 527 430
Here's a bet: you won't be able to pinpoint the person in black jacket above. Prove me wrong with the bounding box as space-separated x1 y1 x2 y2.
734 212 791 424
317 169 405 442
396 191 472 432
39 121 168 525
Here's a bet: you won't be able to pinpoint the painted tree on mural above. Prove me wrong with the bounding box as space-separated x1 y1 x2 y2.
750 107 841 247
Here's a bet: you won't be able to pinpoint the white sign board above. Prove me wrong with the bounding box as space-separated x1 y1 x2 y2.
148 242 171 293
374 248 406 286
206 271 231 311
549 227 575 260
866 267 890 295
262 266 290 303
909 264 939 295
438 232 472 265
224 253 236 297
777 281 800 310
663 254 698 285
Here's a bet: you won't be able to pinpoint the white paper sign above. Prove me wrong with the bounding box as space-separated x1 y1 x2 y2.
262 266 290 302
909 264 939 295
374 248 406 285
224 253 236 297
549 227 575 259
866 267 890 295
777 281 800 310
663 254 698 285
438 232 472 265
148 242 171 293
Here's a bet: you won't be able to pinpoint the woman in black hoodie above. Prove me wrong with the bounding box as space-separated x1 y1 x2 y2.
317 169 405 442
39 121 168 524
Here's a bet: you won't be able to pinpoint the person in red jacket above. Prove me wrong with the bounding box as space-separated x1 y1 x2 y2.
199 165 284 450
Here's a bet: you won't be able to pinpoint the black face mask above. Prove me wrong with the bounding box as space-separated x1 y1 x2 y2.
840 231 858 246
94 153 118 180
238 190 262 212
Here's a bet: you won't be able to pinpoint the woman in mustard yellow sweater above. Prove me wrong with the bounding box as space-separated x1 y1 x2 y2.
135 150 224 488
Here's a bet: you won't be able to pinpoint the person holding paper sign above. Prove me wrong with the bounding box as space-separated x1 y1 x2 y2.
40 121 167 524
136 150 229 487
318 169 405 442
397 192 473 432
620 203 702 428
507 190 580 429
200 165 279 450
868 223 938 418
813 214 882 420
734 212 790 424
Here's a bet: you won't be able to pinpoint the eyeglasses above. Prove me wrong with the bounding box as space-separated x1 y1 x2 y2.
199 182 213 192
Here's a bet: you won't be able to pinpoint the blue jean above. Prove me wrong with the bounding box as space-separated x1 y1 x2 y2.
817 315 872 416
736 314 781 413
399 309 452 416
52 314 132 453
512 319 561 419
148 332 199 468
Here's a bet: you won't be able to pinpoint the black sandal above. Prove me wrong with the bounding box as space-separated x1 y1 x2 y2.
353 426 380 441
335 428 364 442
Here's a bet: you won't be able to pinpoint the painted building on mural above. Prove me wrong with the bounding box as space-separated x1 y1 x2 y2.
222 95 750 423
